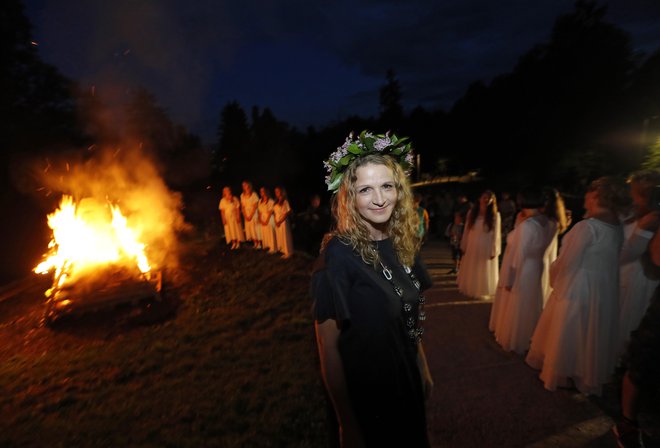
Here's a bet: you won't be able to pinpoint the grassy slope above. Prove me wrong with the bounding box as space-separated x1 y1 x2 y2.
0 237 328 447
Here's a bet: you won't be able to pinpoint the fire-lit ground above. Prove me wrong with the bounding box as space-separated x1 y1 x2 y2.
1 232 658 447
0 232 327 447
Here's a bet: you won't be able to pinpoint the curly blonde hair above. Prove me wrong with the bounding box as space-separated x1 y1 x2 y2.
326 154 420 267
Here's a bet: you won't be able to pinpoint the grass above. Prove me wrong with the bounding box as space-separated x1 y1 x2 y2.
0 235 328 447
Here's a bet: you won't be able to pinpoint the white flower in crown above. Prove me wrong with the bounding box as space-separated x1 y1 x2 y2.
374 136 392 151
323 130 414 192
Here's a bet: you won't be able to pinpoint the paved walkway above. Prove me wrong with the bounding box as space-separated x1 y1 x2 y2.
420 238 625 448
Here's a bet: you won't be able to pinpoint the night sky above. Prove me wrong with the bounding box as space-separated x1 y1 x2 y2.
24 0 660 143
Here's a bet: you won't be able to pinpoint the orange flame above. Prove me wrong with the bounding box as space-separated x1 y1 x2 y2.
34 195 151 290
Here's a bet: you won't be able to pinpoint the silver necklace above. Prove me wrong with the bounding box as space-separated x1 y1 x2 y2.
379 260 426 345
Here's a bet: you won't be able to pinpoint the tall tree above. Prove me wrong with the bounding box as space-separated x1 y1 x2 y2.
215 101 249 180
0 0 77 157
379 69 404 132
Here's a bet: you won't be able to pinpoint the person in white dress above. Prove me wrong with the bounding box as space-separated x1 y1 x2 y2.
258 187 277 254
618 170 660 357
274 186 294 259
490 187 558 354
541 188 570 306
241 181 261 248
526 177 630 396
457 190 501 299
219 186 245 250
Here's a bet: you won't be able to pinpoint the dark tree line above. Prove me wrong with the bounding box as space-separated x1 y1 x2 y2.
4 0 660 281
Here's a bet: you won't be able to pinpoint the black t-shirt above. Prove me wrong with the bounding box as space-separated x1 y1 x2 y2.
311 236 432 447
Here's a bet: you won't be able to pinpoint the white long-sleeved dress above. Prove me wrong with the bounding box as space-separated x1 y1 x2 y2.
258 198 277 253
457 212 501 299
241 191 261 241
219 196 245 243
274 200 294 257
618 220 658 356
526 218 622 396
491 215 557 354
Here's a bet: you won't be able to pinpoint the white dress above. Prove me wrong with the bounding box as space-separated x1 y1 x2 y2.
274 199 294 257
618 220 658 356
489 225 518 332
219 197 245 243
526 218 623 396
457 212 501 298
258 198 277 253
241 191 261 241
541 227 559 307
492 215 557 354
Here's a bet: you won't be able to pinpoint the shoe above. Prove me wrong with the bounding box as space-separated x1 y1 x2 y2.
612 423 645 448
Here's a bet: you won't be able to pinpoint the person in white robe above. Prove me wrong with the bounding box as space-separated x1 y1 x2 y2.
618 170 660 357
457 190 501 299
258 187 277 254
526 177 630 396
274 186 294 259
241 181 261 248
491 188 557 354
540 188 570 307
219 186 245 249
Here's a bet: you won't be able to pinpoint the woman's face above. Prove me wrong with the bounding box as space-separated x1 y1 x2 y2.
223 187 231 199
260 187 266 199
242 182 251 194
354 163 398 236
275 188 282 199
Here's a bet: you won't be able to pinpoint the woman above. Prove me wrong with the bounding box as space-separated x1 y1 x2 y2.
457 190 501 299
618 170 660 357
273 186 294 259
541 188 570 306
526 177 630 396
489 187 557 354
241 180 261 249
219 186 244 250
258 187 277 254
312 131 433 447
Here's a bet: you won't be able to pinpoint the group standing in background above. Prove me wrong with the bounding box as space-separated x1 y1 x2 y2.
218 182 299 259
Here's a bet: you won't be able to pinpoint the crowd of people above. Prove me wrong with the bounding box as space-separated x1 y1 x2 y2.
448 172 660 446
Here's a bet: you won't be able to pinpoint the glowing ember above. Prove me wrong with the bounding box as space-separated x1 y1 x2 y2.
34 195 151 292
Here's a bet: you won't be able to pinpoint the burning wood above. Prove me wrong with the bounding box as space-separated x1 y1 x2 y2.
34 195 161 323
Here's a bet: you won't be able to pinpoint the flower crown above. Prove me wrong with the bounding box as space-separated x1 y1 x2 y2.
323 130 415 192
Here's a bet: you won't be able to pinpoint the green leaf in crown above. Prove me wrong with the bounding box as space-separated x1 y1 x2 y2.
323 130 415 192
